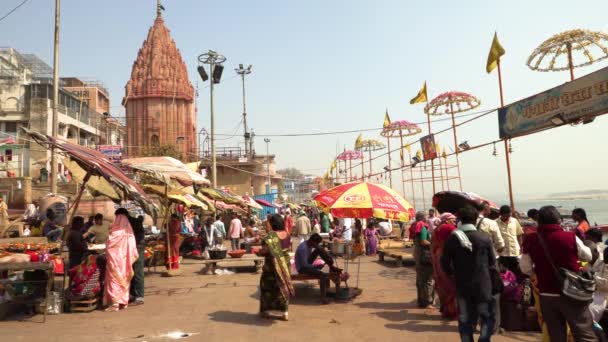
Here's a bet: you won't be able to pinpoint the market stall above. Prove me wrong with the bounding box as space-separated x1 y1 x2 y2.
314 181 414 297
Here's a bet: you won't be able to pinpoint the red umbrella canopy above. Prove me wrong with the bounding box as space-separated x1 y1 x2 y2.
314 181 414 221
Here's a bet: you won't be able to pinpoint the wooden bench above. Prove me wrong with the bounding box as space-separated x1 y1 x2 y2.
377 241 414 266
199 256 265 275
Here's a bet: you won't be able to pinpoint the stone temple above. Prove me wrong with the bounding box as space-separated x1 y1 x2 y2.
123 5 196 161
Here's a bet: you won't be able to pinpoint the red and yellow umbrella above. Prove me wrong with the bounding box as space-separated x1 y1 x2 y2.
314 181 414 221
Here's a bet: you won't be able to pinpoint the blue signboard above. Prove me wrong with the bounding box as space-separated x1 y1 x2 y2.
498 66 608 138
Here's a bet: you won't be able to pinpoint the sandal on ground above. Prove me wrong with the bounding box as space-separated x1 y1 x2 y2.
104 304 119 312
281 312 289 321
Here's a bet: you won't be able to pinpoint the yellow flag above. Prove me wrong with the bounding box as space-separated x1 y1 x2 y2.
442 148 447 159
486 32 506 73
330 160 336 172
409 81 427 104
416 150 422 160
400 148 404 163
355 133 363 150
383 110 391 128
405 143 411 154
435 142 441 155
323 171 329 179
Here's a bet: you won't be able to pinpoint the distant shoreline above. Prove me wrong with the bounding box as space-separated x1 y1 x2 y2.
529 194 608 201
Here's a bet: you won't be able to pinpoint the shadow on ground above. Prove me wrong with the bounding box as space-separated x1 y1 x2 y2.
208 310 274 327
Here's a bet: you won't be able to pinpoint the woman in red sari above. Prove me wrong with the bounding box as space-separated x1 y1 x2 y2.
166 214 182 270
431 212 458 319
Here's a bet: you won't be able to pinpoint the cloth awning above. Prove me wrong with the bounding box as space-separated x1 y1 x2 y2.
122 156 210 187
243 195 263 210
22 128 158 216
142 184 208 210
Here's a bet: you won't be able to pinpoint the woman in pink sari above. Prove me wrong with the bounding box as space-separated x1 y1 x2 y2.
431 212 458 319
103 208 138 312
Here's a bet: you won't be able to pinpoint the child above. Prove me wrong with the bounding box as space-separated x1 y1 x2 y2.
363 220 380 256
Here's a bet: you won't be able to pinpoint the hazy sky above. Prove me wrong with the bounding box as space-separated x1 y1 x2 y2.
3 0 608 201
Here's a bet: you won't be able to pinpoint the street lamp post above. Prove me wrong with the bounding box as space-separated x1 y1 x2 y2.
198 50 226 188
50 0 61 194
235 64 252 158
264 138 271 194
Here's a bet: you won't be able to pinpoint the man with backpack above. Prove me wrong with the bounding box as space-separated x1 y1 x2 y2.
442 206 499 342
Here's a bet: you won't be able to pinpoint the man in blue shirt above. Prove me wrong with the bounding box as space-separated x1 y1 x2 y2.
295 233 341 304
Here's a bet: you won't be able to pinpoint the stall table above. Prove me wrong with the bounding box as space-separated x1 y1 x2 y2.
0 261 54 322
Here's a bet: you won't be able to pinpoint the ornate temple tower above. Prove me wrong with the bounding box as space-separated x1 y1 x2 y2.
123 5 196 160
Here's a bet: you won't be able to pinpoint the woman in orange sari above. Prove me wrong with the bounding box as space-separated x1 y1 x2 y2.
103 209 138 312
166 214 182 270
431 212 458 319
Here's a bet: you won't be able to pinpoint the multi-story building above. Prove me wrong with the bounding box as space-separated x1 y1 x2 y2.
0 47 124 180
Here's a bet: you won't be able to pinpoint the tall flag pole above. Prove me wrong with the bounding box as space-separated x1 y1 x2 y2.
410 81 437 197
487 32 515 211
406 143 416 210
355 134 364 181
383 110 393 188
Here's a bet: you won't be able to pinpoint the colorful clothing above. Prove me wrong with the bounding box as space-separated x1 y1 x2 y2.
364 227 378 255
68 255 101 300
166 218 182 270
259 231 294 313
431 223 457 319
103 215 138 306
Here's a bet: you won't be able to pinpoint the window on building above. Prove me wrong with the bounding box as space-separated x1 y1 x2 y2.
4 122 17 133
151 134 159 146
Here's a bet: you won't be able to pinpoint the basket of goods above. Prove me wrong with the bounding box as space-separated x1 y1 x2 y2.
228 249 246 259
208 247 227 260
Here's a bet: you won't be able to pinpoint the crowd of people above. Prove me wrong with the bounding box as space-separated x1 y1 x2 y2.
408 204 605 342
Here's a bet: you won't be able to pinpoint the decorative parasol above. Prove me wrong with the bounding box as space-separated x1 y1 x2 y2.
527 29 608 80
380 120 422 205
336 150 363 183
380 120 422 138
314 181 414 222
354 139 384 182
424 92 481 191
424 92 481 116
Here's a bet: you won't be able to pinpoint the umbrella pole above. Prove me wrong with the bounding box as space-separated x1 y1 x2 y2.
450 103 463 191
67 171 92 225
408 150 417 210
567 43 575 81
399 130 406 198
386 136 392 188
420 164 427 211
349 159 352 182
361 154 365 182
356 254 361 289
368 150 372 180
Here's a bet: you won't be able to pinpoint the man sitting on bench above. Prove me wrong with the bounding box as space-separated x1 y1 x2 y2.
295 233 341 304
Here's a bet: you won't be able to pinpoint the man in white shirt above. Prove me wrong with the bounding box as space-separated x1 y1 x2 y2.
427 209 441 233
213 215 226 245
495 205 523 274
228 214 243 250
477 203 505 256
340 218 353 241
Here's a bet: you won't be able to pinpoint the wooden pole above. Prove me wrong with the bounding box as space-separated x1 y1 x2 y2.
449 102 463 191
426 111 436 196
438 152 445 191
497 59 516 212
368 149 372 180
386 137 393 188
358 155 363 182
444 155 451 191
348 158 352 182
399 131 406 199
420 163 426 211
567 43 575 81
408 150 416 210
67 171 92 224
164 183 172 271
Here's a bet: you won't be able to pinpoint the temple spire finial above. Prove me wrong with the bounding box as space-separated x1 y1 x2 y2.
157 0 163 17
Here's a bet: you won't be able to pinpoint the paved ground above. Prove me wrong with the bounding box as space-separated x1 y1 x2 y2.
1 255 540 342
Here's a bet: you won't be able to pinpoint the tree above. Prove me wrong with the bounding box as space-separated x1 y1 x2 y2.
277 167 304 180
140 144 183 160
